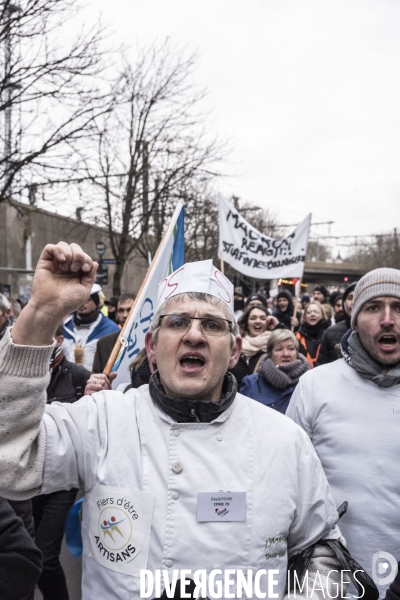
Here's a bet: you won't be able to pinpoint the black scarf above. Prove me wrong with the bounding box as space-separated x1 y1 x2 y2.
341 329 400 388
73 308 100 326
149 371 237 423
299 319 330 338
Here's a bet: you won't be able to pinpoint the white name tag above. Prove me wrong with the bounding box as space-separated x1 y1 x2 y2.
88 484 154 576
196 492 246 522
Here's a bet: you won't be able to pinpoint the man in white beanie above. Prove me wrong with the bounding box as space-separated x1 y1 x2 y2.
62 282 119 371
0 242 369 600
287 267 400 598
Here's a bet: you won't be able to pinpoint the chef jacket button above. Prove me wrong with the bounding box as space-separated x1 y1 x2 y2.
173 430 180 437
171 462 183 474
216 434 223 441
165 559 173 568
171 491 179 500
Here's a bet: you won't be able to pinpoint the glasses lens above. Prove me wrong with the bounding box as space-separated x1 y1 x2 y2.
161 315 191 332
160 315 230 336
200 317 230 336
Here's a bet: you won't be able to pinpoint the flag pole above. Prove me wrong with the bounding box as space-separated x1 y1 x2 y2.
291 277 302 332
103 202 184 376
220 252 225 275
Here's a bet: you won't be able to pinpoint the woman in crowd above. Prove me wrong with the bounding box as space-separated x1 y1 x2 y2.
275 290 302 330
240 330 310 413
229 305 280 387
295 301 330 368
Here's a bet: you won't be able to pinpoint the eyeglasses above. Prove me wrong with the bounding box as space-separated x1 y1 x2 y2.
159 314 232 336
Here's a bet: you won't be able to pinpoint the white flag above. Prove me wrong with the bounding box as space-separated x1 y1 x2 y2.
110 202 185 389
218 196 311 279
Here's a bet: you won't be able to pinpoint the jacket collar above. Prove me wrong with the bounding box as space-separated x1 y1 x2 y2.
149 371 237 423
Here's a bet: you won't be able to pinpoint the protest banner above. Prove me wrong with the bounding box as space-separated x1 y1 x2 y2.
104 202 185 388
218 195 311 279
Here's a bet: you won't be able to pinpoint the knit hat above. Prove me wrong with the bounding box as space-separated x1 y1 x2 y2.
277 289 292 300
351 268 400 328
313 284 328 299
244 293 267 309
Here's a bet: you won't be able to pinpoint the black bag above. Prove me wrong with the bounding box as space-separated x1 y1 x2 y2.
287 538 379 600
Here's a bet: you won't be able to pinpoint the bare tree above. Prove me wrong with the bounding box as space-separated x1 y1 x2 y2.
306 240 332 262
74 40 223 295
344 229 400 270
0 0 111 204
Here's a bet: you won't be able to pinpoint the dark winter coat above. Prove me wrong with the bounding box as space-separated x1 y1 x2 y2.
296 320 330 367
92 330 120 374
240 375 297 414
0 498 42 600
47 355 91 404
317 320 349 365
131 358 152 388
228 352 264 388
240 354 309 413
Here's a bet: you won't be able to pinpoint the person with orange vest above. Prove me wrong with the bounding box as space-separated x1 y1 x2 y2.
295 301 330 368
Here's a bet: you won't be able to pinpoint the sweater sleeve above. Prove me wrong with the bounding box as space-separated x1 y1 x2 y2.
0 328 53 499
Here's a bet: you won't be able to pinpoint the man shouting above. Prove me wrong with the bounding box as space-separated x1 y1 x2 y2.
287 268 400 598
0 242 352 600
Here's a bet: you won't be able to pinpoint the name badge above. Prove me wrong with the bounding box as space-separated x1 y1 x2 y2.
88 484 154 576
196 492 246 522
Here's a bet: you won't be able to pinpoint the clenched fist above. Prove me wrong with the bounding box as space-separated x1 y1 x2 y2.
12 242 98 347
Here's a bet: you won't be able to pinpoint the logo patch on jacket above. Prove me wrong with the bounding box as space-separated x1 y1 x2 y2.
89 485 154 576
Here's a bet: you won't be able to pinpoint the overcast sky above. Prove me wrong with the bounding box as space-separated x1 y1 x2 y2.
88 0 400 251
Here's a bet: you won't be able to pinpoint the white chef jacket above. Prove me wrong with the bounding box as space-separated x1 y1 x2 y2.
286 358 400 598
41 385 340 600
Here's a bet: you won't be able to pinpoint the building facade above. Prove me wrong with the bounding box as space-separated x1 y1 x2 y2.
0 201 149 301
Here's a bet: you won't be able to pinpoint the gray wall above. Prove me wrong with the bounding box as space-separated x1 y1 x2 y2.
0 201 149 300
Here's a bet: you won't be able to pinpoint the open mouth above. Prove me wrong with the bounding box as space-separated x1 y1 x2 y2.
378 334 398 350
179 355 205 373
252 324 263 332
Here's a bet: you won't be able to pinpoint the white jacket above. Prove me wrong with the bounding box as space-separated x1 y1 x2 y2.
287 358 400 598
0 330 341 600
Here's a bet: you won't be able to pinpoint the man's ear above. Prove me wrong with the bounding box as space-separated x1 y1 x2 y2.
145 330 156 364
228 336 242 369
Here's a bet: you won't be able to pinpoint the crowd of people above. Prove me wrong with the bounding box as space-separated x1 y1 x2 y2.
0 243 400 600
229 281 357 411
